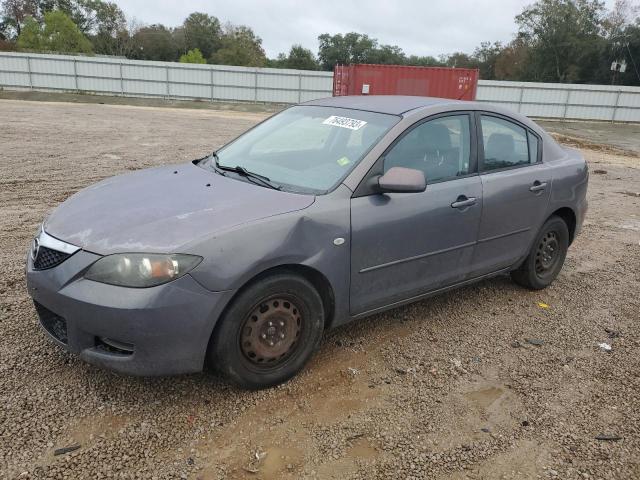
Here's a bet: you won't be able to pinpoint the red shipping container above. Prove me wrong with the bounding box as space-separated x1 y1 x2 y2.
333 64 479 101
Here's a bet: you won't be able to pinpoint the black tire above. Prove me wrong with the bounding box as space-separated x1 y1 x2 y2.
511 215 569 290
209 273 324 389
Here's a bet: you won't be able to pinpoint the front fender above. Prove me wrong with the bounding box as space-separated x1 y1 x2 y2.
187 185 353 326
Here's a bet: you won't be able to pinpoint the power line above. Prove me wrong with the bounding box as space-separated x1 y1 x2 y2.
626 42 640 82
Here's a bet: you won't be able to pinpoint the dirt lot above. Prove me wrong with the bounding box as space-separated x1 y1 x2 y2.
539 120 640 156
1 99 639 480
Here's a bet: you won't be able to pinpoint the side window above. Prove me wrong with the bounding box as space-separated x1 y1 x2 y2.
528 131 540 163
384 115 471 183
480 115 530 171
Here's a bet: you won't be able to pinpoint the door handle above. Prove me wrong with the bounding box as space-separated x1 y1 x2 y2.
451 195 477 209
529 181 547 192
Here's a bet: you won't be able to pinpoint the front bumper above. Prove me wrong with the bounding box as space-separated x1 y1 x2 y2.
26 249 235 376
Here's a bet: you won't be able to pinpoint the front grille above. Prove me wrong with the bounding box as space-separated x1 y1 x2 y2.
34 302 68 344
33 246 71 270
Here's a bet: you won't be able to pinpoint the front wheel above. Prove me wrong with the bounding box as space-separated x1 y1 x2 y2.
511 215 569 290
208 273 324 389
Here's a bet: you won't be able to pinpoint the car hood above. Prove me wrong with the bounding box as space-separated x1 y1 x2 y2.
44 162 315 255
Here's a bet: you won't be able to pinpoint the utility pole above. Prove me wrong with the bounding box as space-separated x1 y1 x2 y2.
611 59 627 85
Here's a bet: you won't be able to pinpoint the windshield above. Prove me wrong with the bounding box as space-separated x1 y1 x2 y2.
212 105 400 194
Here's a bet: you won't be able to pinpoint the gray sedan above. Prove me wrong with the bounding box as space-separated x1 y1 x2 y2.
26 95 588 388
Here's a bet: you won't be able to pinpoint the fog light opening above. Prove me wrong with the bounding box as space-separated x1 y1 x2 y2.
96 337 135 355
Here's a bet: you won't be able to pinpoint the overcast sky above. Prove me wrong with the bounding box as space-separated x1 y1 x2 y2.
116 0 617 58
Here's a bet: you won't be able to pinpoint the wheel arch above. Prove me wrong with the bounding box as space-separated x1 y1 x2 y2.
550 206 577 245
213 264 336 336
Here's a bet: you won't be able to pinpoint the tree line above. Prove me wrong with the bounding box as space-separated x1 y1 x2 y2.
1 0 639 86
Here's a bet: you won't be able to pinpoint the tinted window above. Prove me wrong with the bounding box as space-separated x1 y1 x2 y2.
528 131 539 163
384 115 471 183
481 115 530 170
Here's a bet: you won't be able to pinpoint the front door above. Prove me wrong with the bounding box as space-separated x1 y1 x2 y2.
350 113 482 315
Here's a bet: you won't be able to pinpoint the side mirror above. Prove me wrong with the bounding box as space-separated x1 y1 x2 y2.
376 167 426 194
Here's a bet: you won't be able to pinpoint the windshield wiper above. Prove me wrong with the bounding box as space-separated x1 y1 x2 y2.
213 153 282 190
210 151 227 176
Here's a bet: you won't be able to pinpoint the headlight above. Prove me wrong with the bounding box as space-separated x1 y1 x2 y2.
85 253 202 288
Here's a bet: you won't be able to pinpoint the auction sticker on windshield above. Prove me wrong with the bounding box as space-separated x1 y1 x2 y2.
322 116 367 130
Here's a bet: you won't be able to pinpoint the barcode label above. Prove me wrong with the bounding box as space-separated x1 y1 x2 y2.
322 116 367 130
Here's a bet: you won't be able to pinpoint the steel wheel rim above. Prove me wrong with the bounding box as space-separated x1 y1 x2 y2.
240 296 303 367
535 230 560 276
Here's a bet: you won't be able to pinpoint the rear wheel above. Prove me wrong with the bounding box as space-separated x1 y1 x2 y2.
209 273 324 389
511 216 569 290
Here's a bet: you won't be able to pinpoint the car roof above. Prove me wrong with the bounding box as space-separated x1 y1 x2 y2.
301 95 549 139
301 95 468 116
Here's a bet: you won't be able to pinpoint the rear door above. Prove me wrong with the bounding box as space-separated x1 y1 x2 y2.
471 113 552 276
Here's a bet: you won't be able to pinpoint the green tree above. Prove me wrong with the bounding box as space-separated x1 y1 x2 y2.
92 1 125 34
0 37 16 48
620 21 640 85
269 44 319 70
405 55 444 67
38 0 92 33
472 41 503 79
603 0 639 36
266 51 287 68
131 24 178 61
367 44 406 65
1 0 38 39
316 32 411 69
317 32 377 70
442 51 479 69
210 24 266 66
181 12 220 59
286 44 319 69
17 9 92 53
34 0 127 40
494 37 531 80
599 1 640 85
179 47 205 64
516 0 606 82
15 12 39 47
87 1 129 55
3 0 126 42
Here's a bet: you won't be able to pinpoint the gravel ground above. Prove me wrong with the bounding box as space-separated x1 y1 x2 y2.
539 120 640 156
1 99 639 480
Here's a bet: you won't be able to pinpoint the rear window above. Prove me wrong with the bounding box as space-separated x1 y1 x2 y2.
528 131 540 163
481 115 530 170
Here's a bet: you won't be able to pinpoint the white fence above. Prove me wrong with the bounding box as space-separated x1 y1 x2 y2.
0 52 333 104
477 80 640 123
1 52 640 122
